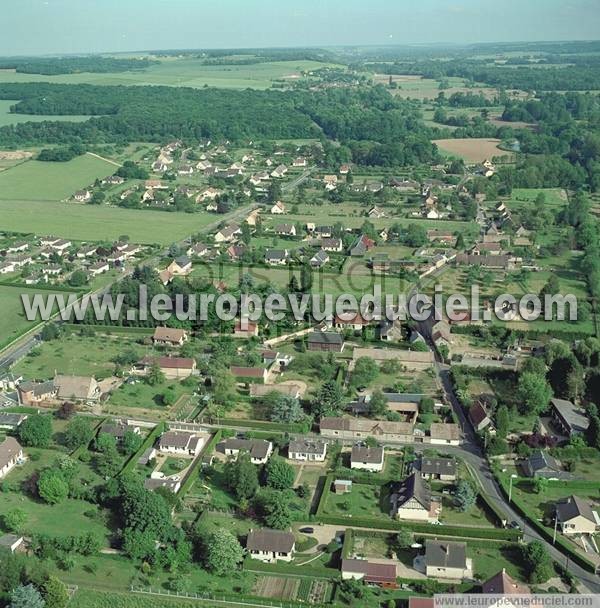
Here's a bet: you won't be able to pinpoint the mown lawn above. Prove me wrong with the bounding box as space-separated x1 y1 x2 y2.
13 332 147 380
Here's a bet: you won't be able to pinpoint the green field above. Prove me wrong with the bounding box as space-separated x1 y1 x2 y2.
0 58 339 89
0 99 93 127
0 285 74 349
0 154 116 201
0 198 226 243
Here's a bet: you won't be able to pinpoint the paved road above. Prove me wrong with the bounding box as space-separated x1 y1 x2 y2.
411 291 600 591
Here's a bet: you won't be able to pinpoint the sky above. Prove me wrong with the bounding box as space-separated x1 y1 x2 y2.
2 0 600 56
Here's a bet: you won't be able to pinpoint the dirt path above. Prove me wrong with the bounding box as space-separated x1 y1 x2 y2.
86 151 122 167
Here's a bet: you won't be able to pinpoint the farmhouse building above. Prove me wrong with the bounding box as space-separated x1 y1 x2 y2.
424 540 472 580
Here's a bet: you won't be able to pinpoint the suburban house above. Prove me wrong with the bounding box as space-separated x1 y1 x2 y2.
379 319 403 342
153 327 188 347
293 157 307 167
419 457 457 481
429 423 461 445
555 495 599 535
158 431 204 456
288 438 327 462
349 234 375 257
341 559 398 588
307 332 345 353
368 206 386 219
0 437 23 479
339 164 351 175
265 249 289 266
323 174 338 190
167 256 193 276
233 319 259 338
246 528 295 563
220 438 273 465
99 420 141 442
310 249 329 268
321 237 343 252
469 402 493 432
351 446 385 472
275 223 296 237
214 224 241 243
523 450 569 480
230 366 268 384
0 413 28 431
187 243 210 258
270 201 286 214
321 417 414 443
424 540 472 580
333 312 371 332
482 569 530 594
135 356 197 379
55 375 101 402
88 261 109 277
550 398 590 437
390 473 440 521
17 380 57 405
271 164 288 178
74 189 91 202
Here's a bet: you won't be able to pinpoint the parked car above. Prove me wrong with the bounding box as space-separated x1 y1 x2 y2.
299 527 314 534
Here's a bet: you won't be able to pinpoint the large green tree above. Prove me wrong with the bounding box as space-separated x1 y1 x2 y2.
265 457 295 490
203 529 245 575
18 414 52 448
224 454 259 500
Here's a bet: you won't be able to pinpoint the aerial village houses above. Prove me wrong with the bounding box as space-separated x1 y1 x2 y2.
390 473 440 521
246 529 295 563
550 397 590 437
0 437 23 479
270 201 286 214
152 327 188 347
424 540 472 580
320 417 414 443
418 457 457 481
555 496 599 535
341 560 398 589
288 438 327 462
17 380 57 405
158 431 204 456
135 356 197 379
307 332 345 353
351 446 385 472
54 375 101 402
220 438 273 465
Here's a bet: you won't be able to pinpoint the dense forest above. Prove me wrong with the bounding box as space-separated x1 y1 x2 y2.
0 83 438 167
0 56 158 75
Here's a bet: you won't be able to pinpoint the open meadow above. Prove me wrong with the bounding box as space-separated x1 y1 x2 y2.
0 153 116 201
0 199 225 243
0 58 340 89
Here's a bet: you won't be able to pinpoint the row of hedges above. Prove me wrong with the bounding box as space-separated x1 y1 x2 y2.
219 417 308 434
120 422 165 476
63 323 155 336
495 474 597 573
547 479 600 491
315 513 521 541
177 432 221 497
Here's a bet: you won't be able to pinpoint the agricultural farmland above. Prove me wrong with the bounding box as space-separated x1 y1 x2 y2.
0 154 116 201
433 138 508 162
0 199 226 243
